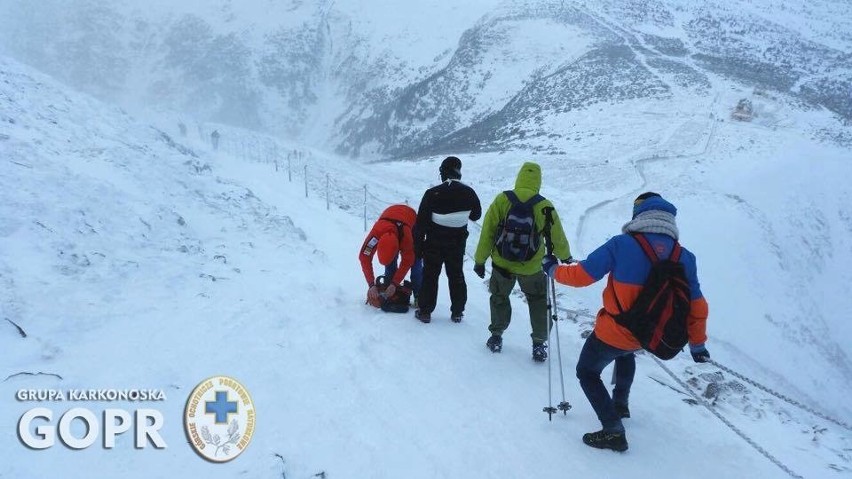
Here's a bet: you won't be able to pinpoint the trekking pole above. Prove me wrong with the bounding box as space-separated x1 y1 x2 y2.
550 267 571 415
544 282 557 420
541 206 571 417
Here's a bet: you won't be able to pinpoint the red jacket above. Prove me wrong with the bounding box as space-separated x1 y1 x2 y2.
358 204 417 286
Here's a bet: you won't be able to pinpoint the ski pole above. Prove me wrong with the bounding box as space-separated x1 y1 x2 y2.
543 283 557 420
550 274 571 414
541 207 571 416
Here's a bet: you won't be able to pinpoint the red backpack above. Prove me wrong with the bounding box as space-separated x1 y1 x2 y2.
613 234 691 360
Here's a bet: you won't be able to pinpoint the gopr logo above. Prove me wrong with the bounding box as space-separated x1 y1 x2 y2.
184 376 255 462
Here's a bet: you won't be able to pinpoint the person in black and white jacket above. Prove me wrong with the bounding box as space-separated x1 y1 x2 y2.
414 156 482 323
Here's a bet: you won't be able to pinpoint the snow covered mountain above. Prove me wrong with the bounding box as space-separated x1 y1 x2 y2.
1 1 851 478
0 0 849 157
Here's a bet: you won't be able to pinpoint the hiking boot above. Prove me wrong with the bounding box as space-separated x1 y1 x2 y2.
450 312 463 323
614 403 630 419
414 309 431 323
532 342 548 362
486 335 502 353
582 430 628 452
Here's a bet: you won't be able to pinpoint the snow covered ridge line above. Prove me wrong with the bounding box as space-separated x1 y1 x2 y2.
16 389 167 402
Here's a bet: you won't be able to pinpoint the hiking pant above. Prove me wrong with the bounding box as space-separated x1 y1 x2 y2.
576 332 636 433
487 266 548 343
384 256 423 295
418 236 467 315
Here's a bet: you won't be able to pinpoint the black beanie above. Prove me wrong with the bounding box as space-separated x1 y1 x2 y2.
440 156 462 180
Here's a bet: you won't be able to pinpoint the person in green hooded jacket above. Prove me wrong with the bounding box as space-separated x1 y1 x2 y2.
473 162 572 361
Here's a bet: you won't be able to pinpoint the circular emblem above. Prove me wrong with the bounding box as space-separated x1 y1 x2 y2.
184 376 255 462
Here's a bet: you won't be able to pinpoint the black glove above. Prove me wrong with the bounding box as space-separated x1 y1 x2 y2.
560 256 575 264
541 255 558 277
690 343 710 363
473 263 486 279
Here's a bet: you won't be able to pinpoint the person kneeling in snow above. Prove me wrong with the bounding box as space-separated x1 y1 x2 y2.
541 193 710 452
359 204 423 312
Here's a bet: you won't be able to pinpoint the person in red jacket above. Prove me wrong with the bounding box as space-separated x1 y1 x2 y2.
359 204 421 307
542 192 709 452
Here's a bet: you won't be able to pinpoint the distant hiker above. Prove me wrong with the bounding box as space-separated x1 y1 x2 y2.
473 162 571 361
359 204 423 312
413 156 482 323
541 192 710 452
211 129 220 150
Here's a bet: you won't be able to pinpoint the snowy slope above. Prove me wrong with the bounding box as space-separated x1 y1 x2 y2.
2 52 852 479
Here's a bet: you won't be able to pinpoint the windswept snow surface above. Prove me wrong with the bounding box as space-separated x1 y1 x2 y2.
1 52 851 479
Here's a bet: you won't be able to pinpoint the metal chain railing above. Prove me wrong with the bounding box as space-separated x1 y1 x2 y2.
652 357 804 479
201 125 406 231
708 359 852 432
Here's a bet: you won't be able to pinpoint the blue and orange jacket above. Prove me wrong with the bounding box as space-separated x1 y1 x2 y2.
552 233 708 351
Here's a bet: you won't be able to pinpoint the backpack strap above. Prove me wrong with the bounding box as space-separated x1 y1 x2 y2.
670 242 682 262
614 235 683 317
529 193 544 207
503 190 544 207
503 190 520 206
632 234 659 263
631 233 682 263
380 217 405 242
610 275 626 315
497 191 519 232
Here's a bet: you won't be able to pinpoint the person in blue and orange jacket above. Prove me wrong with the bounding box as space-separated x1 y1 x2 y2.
359 204 422 307
541 192 709 452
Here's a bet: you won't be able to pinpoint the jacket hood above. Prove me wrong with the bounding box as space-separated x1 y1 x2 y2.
383 204 417 227
514 162 541 194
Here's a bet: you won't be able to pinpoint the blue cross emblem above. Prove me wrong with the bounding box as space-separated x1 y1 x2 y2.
206 391 238 424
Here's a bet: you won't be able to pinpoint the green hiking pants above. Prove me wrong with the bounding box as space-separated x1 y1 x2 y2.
488 267 549 343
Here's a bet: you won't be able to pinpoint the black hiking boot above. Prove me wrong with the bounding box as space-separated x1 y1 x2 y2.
582 430 628 452
450 312 463 323
614 403 630 419
486 335 502 353
414 309 431 323
532 342 548 362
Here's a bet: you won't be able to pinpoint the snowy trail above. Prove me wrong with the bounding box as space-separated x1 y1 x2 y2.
276 106 852 477
2 54 850 479
164 110 851 479
573 93 719 254
211 145 787 479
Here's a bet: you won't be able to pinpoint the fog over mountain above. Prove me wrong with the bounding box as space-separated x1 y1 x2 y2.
1 0 849 158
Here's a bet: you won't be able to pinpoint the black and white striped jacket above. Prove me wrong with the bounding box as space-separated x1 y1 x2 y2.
415 179 481 249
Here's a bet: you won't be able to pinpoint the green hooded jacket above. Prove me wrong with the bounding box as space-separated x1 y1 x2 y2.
474 162 571 275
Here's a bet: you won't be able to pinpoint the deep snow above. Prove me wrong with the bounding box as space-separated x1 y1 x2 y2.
1 51 851 478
